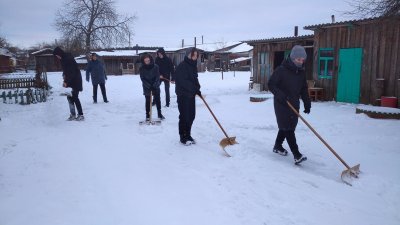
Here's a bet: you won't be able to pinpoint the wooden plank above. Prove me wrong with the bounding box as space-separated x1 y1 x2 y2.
392 20 400 100
359 23 369 103
387 19 399 98
378 21 387 94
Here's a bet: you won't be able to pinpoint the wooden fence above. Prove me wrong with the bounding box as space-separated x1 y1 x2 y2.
0 70 50 104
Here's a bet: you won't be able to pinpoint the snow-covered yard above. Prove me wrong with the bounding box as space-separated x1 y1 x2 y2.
1 71 399 225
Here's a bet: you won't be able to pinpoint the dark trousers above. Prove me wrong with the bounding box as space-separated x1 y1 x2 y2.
177 95 196 137
275 129 301 158
145 91 161 118
162 80 170 105
93 83 107 102
67 90 83 116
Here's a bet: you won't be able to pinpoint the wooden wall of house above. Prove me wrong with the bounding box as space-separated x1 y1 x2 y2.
0 56 12 73
251 40 313 91
36 55 60 72
102 57 138 75
312 17 400 105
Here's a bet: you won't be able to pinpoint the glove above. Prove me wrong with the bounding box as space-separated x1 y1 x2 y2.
303 108 310 114
196 90 202 97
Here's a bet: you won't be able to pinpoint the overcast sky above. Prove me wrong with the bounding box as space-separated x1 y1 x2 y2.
0 0 356 49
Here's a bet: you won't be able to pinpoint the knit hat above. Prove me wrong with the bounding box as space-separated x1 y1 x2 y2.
52 46 64 57
156 48 165 55
290 45 307 60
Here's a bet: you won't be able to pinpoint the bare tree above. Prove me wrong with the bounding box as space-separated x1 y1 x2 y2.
345 0 400 18
54 0 136 53
0 36 7 48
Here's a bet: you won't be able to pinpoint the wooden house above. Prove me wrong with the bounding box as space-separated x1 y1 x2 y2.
0 48 13 74
304 16 400 105
162 47 206 73
245 35 314 91
76 49 157 75
227 43 253 71
31 48 61 72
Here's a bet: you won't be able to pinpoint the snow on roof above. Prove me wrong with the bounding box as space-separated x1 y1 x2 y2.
93 50 155 57
225 43 252 53
31 48 53 55
184 41 242 52
0 48 13 57
230 57 251 63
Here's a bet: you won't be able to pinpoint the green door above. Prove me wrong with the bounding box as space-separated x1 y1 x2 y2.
258 52 270 91
337 48 363 103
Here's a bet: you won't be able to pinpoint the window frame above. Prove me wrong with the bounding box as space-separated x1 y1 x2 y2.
318 48 334 79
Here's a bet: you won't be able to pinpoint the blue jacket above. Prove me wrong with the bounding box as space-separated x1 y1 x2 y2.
86 60 107 85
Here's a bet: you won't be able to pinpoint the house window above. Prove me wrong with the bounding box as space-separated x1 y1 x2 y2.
318 48 334 79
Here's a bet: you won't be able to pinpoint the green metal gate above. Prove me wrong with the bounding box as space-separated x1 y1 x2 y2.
337 48 363 103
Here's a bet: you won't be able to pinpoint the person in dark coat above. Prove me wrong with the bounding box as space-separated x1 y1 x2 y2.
86 53 109 103
174 48 201 145
155 48 175 107
53 46 84 121
139 53 164 121
268 45 311 164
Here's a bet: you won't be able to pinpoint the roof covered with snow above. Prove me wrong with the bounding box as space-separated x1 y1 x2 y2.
31 48 53 55
92 50 156 57
0 48 13 57
223 43 252 53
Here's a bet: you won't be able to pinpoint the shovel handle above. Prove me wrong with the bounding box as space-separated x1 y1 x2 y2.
199 95 230 139
286 101 351 169
161 77 175 83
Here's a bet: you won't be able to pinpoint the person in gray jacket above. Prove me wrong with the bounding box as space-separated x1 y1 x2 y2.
86 53 109 103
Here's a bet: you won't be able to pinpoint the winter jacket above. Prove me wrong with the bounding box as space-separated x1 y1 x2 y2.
268 58 311 130
55 48 82 92
86 59 107 86
174 56 201 97
139 56 161 96
155 54 175 81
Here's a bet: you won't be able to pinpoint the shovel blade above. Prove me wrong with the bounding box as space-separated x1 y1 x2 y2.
219 137 238 157
139 120 161 126
219 136 238 148
341 164 360 186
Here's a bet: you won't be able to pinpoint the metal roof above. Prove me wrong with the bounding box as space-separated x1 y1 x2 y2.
303 16 393 30
244 35 314 44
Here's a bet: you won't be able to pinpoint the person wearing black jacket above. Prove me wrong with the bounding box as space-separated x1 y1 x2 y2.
268 45 311 164
53 46 84 121
174 48 201 145
139 53 165 121
155 48 175 107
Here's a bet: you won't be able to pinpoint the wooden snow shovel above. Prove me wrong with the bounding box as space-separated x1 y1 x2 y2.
286 101 360 185
199 95 238 157
139 91 161 126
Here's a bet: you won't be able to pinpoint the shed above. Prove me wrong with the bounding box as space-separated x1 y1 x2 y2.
304 16 400 105
31 48 60 72
0 48 13 74
245 35 314 91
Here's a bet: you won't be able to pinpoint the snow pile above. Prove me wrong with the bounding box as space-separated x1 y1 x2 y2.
0 71 399 225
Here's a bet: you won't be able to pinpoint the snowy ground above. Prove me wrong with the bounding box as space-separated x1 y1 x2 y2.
1 71 399 225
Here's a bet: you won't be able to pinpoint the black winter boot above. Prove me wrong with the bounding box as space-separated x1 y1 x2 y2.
180 134 190 146
273 145 288 156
